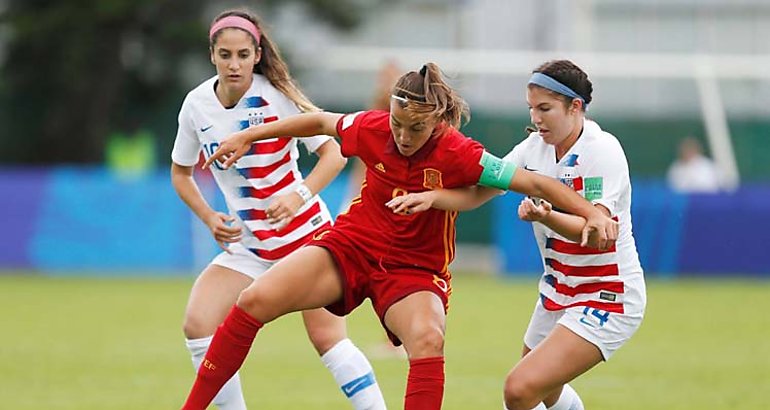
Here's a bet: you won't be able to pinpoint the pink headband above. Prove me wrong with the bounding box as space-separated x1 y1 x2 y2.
209 16 261 45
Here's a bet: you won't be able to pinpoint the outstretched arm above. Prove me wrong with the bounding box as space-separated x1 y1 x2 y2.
476 152 617 249
386 186 501 214
203 112 344 169
265 140 347 226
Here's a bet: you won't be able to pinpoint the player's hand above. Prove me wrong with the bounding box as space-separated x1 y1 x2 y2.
204 212 243 253
581 212 618 250
385 191 436 215
518 197 552 222
266 193 304 229
202 131 252 170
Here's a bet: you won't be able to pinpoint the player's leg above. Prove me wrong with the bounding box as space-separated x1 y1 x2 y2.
183 263 253 410
384 291 447 410
503 325 601 410
303 309 387 409
182 246 344 410
505 291 644 410
505 345 582 410
503 300 557 410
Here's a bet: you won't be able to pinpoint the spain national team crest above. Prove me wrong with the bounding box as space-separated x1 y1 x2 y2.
423 168 443 190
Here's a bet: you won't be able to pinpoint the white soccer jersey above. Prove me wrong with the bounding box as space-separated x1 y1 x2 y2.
172 74 333 261
504 119 644 314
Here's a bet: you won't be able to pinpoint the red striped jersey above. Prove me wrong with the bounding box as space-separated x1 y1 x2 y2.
333 110 485 278
504 119 644 314
172 74 333 261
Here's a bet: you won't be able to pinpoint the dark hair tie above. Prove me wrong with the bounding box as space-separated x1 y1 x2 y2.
419 65 428 76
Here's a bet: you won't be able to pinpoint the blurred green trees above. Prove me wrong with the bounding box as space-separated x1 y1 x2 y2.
0 0 368 164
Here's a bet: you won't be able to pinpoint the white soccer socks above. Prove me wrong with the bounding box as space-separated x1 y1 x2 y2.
187 335 385 409
504 384 583 410
320 338 387 410
547 384 584 410
186 336 247 410
504 402 545 410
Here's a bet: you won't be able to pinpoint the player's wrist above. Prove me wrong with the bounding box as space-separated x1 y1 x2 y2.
201 209 220 224
294 183 313 204
429 190 442 207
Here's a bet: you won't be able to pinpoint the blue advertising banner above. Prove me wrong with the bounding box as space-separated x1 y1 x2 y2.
1 168 768 275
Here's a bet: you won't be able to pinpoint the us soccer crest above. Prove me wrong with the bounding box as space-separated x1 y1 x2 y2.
423 168 443 190
248 112 265 127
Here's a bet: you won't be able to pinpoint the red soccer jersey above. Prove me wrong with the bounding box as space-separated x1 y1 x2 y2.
334 110 485 279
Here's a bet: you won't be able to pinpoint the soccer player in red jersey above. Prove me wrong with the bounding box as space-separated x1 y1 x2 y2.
181 63 617 410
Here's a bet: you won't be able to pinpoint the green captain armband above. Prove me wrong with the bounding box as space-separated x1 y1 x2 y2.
478 151 516 190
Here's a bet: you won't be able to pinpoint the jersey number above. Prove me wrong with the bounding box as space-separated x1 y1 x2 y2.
392 188 409 216
581 307 610 327
392 187 408 198
203 142 225 170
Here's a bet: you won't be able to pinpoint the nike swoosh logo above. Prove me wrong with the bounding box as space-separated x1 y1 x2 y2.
524 165 538 172
343 379 366 394
200 125 213 132
341 373 375 397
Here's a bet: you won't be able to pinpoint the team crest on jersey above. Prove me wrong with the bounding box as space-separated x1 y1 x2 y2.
558 155 583 192
238 112 266 130
561 176 584 192
248 112 265 127
423 168 443 190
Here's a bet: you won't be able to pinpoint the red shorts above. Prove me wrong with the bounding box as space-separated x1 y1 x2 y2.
309 228 452 346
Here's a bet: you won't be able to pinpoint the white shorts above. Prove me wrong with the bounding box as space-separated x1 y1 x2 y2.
210 242 275 280
523 276 646 360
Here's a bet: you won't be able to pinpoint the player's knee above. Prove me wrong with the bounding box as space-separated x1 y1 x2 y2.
236 285 281 323
307 325 344 354
406 325 445 358
503 373 540 410
182 310 215 339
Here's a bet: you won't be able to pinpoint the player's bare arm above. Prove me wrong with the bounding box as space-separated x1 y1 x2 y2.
266 139 346 226
203 112 344 169
474 151 617 249
509 168 617 249
386 186 501 214
170 162 242 252
519 197 612 248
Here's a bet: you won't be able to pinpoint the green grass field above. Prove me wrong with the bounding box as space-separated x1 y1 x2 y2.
1 273 768 409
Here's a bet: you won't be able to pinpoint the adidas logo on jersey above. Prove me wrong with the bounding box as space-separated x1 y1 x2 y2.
375 163 386 173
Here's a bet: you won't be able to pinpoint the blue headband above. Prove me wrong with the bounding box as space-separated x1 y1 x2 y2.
528 72 587 108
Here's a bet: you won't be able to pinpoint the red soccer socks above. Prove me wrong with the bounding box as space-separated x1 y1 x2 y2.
181 305 263 410
405 356 445 410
